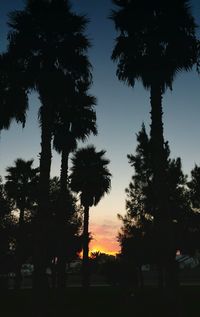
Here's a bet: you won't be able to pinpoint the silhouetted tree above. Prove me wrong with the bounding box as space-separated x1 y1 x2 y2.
111 1 199 272
53 83 97 199
182 165 200 256
48 177 83 289
5 158 39 289
119 125 189 288
52 83 97 288
0 53 29 285
70 145 111 288
7 0 92 303
5 159 39 225
188 165 200 210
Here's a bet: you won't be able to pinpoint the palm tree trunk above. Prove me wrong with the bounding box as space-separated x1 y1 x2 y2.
38 105 52 218
56 148 70 290
33 105 53 316
150 84 178 300
57 251 66 290
150 83 170 258
150 83 168 220
60 147 69 199
82 205 90 288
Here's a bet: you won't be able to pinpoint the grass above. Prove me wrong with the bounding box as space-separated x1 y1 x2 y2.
0 286 200 317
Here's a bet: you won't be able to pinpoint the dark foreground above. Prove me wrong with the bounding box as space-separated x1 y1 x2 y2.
1 286 200 317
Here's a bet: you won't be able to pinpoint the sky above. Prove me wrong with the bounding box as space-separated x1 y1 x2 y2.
0 0 200 255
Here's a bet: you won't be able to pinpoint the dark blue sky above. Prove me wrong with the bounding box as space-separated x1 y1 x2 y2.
0 0 200 253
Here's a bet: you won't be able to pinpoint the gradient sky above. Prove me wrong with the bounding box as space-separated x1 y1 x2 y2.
0 0 200 255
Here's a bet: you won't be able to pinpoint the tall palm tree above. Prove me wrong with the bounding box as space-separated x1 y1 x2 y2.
53 83 97 213
8 0 92 219
53 84 97 289
47 177 83 289
111 1 199 274
5 158 39 289
5 158 39 224
111 0 198 222
7 0 92 299
70 146 111 288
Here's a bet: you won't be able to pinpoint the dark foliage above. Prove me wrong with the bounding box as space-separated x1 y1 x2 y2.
118 125 192 270
70 145 111 287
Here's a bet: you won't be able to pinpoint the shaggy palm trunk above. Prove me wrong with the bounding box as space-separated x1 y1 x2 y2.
33 104 53 316
37 105 52 218
150 84 177 297
150 84 168 220
60 147 69 197
82 205 90 288
57 148 70 290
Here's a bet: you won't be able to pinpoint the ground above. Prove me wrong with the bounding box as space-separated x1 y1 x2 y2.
1 286 200 317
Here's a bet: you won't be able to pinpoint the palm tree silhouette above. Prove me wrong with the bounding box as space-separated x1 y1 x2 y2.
52 83 97 288
53 83 97 212
70 145 111 288
5 158 39 289
7 0 92 299
111 0 199 293
111 0 198 220
8 0 92 218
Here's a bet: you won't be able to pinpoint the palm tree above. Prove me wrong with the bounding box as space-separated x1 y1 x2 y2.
8 0 92 218
111 0 198 222
5 158 39 289
111 1 199 278
7 0 92 298
70 145 111 288
53 84 97 289
53 83 97 214
46 177 83 289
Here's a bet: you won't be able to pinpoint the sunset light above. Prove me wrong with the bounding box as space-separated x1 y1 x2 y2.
89 220 120 256
1 0 200 316
89 247 118 257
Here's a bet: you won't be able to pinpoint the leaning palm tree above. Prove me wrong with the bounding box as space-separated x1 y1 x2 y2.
7 0 92 300
70 146 111 288
111 0 198 222
5 158 39 289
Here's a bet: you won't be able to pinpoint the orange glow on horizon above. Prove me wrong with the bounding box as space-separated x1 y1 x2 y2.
78 244 119 259
78 249 118 259
78 243 119 259
89 248 118 257
78 220 121 258
89 221 120 256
